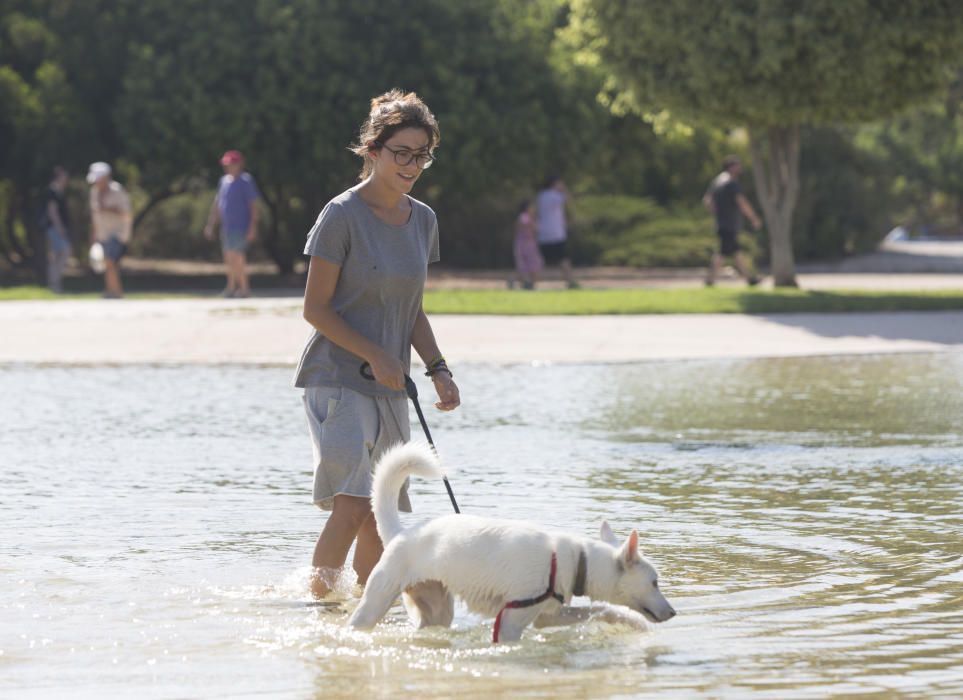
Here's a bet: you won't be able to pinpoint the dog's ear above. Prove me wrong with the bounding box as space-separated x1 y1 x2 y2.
619 529 641 565
600 520 619 546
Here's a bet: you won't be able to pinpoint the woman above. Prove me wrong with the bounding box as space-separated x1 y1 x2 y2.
295 89 461 598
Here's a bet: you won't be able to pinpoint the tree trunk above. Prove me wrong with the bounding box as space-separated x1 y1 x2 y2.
20 186 47 285
31 219 47 286
3 187 31 265
260 185 293 275
0 201 20 267
133 185 189 230
749 125 800 287
1 184 41 282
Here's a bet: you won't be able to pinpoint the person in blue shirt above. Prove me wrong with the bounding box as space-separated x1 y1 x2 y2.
204 150 260 297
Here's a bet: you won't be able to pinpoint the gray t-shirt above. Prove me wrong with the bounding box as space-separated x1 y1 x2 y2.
294 187 440 396
535 188 567 244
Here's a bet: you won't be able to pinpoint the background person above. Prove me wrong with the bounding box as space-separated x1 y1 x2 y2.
296 89 460 599
702 155 762 286
535 175 579 289
87 162 132 299
509 199 542 290
43 166 72 293
204 150 260 298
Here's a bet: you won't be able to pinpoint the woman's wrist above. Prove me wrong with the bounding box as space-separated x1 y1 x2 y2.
424 355 452 379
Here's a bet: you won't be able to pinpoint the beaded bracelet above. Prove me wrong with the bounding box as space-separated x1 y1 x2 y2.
425 356 453 379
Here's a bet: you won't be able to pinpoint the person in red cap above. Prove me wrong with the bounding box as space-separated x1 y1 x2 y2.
203 150 261 297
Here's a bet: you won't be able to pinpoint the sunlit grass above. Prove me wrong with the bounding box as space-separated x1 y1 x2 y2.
4 284 963 314
423 287 963 315
0 286 203 301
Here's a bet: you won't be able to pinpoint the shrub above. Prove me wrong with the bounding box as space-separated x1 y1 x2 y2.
570 194 759 267
127 190 273 262
791 127 894 259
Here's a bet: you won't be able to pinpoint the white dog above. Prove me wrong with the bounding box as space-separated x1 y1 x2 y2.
348 442 676 643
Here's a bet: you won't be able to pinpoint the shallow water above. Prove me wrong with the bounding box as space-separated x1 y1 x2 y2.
2 354 963 698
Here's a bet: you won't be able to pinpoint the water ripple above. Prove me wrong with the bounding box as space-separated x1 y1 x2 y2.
2 356 963 697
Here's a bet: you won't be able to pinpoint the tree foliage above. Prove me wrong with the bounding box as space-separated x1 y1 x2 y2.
571 0 963 284
6 0 959 283
576 0 963 126
2 0 614 274
0 0 133 272
855 71 963 232
90 0 611 270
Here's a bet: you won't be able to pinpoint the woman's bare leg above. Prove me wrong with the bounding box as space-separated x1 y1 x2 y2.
352 513 384 586
311 494 372 598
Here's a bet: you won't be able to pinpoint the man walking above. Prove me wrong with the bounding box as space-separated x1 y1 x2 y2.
535 175 579 289
703 156 762 286
87 162 132 299
204 150 260 298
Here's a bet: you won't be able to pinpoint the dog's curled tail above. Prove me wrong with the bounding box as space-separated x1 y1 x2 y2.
372 441 443 544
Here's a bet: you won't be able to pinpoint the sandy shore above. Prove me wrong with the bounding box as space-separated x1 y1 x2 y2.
1 297 961 365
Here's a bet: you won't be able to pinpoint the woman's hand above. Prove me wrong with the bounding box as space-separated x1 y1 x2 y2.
367 350 406 391
432 373 460 411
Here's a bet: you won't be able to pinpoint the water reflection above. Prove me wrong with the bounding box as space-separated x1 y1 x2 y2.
1 355 962 698
600 353 963 446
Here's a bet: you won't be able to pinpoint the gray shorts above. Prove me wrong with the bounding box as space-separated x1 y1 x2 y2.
303 385 411 511
221 227 249 253
102 235 127 262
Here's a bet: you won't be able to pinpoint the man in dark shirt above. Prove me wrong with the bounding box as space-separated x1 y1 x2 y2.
43 166 72 293
702 156 762 286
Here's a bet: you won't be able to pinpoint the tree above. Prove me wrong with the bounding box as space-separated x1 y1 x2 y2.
856 70 963 233
792 127 895 260
0 8 84 276
0 0 135 281
570 0 963 285
114 0 600 271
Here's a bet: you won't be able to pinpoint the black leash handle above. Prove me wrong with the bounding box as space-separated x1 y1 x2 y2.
360 362 460 513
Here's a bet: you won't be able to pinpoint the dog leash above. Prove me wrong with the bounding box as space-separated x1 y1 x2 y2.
360 362 460 514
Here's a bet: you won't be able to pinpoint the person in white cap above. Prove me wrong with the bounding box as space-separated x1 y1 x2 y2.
86 162 132 298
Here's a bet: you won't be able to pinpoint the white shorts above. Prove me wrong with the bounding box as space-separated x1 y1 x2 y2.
303 385 411 511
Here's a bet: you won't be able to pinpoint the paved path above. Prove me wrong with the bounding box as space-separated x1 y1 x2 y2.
2 298 961 365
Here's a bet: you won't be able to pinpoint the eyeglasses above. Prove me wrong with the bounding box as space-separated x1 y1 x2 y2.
377 142 434 170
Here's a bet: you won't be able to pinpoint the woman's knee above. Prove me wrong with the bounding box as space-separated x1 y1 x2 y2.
331 494 372 528
357 512 380 537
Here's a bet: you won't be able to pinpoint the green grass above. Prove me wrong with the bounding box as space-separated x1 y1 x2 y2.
5 284 963 314
423 287 963 315
0 286 204 301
